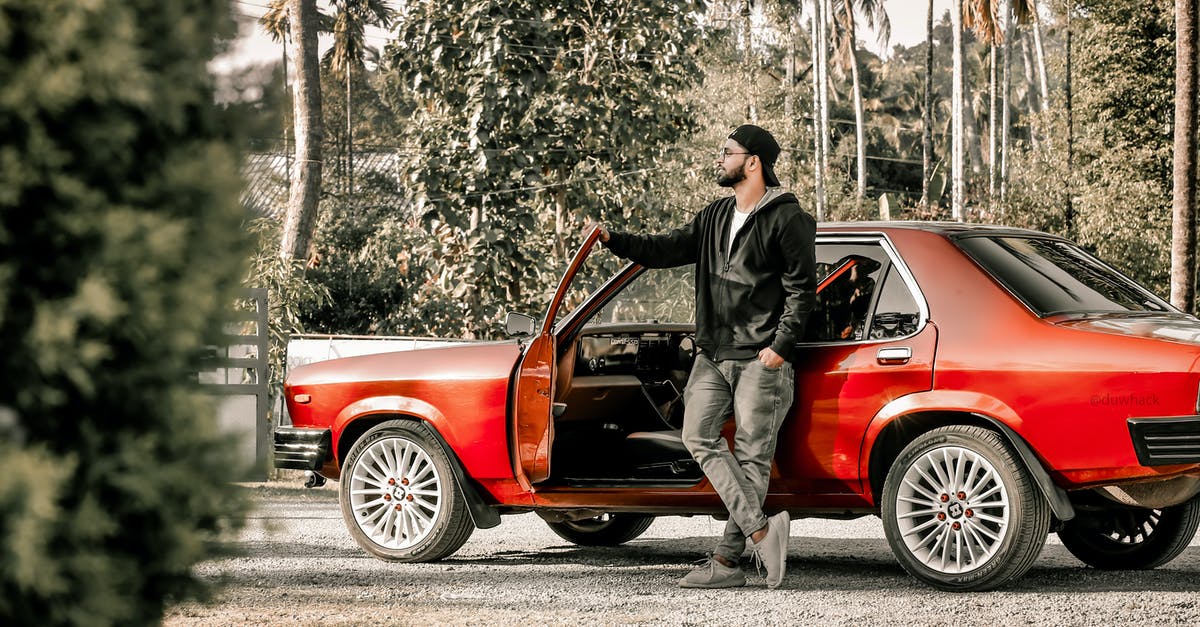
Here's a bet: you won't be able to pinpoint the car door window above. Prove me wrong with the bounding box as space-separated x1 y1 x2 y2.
803 242 915 343
868 265 922 339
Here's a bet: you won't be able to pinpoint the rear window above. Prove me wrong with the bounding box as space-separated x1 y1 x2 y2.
955 236 1172 316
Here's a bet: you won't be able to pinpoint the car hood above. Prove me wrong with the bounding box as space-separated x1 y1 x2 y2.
285 340 523 387
1052 314 1200 347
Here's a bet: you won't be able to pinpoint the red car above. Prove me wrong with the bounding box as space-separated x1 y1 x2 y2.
276 223 1200 591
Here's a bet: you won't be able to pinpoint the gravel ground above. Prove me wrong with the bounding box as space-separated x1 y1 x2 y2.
165 483 1200 626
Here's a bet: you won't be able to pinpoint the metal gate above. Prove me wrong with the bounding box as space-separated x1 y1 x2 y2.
199 288 270 480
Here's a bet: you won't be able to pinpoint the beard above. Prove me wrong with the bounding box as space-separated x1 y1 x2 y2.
716 162 745 187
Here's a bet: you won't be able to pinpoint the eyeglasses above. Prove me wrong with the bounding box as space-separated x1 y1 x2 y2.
716 148 752 161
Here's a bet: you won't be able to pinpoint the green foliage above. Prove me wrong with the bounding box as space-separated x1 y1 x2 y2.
245 219 330 390
376 0 706 338
0 0 252 623
1069 0 1174 294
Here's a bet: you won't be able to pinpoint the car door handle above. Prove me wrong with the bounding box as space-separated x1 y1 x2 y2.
877 347 912 365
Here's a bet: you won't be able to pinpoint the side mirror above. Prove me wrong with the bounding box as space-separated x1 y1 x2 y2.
505 311 537 338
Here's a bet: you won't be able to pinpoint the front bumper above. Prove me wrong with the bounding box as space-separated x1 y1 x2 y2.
1128 415 1200 466
273 427 332 471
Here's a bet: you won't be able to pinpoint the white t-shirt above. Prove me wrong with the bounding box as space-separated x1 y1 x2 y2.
727 188 784 257
728 209 751 257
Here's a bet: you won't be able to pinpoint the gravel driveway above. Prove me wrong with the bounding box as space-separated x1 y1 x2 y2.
165 483 1200 625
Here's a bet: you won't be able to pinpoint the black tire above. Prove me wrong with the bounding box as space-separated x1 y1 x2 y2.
339 420 474 562
1057 495 1200 570
881 425 1051 592
546 513 655 546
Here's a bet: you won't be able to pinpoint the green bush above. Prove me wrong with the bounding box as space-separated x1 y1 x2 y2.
0 0 252 624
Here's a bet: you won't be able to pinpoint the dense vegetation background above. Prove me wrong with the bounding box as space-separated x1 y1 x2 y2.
0 0 252 624
238 0 1183 343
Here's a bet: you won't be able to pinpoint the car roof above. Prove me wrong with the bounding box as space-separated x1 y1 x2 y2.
816 221 1065 240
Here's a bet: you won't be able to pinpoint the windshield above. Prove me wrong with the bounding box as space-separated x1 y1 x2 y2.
955 236 1173 316
587 265 696 326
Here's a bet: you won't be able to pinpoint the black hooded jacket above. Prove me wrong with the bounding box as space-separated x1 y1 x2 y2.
603 191 817 362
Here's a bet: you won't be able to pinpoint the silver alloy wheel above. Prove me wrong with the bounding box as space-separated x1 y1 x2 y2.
894 445 1011 574
347 435 443 550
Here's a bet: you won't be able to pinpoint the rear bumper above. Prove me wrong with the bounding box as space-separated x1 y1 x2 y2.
273 427 332 471
1128 415 1200 466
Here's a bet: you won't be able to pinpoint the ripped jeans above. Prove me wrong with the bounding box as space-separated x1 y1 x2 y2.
681 352 795 562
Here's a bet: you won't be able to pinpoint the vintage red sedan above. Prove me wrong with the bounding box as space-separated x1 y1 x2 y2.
276 223 1200 591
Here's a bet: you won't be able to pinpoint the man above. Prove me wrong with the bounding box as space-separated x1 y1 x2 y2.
595 125 816 589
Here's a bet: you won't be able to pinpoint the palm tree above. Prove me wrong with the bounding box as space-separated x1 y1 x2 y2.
262 1 394 260
921 0 934 210
325 0 396 194
832 0 891 202
812 0 828 219
262 0 325 263
1171 0 1198 313
965 0 1035 204
951 0 964 220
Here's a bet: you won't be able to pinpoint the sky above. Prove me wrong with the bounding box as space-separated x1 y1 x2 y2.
212 0 954 77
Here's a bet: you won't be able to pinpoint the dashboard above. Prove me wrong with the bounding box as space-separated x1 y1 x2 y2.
574 324 695 377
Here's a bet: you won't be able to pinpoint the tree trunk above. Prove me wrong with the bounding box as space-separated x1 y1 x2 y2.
1065 2 1075 237
1020 30 1040 149
786 18 795 122
554 167 569 262
963 86 985 178
1000 2 1012 203
989 44 998 202
1171 0 1199 312
1032 7 1052 115
811 3 826 220
952 0 964 220
843 1 866 201
346 63 353 199
280 0 323 263
922 0 934 210
820 0 832 171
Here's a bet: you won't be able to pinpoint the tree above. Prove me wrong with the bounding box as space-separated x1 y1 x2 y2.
381 0 704 338
833 0 891 201
0 0 251 623
279 0 325 263
1171 0 1198 312
953 0 965 219
324 0 397 194
922 0 936 209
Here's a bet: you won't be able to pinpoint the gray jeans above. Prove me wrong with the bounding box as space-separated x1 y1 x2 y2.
681 352 794 562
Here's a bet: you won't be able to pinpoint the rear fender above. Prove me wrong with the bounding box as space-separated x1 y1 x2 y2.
863 390 1075 522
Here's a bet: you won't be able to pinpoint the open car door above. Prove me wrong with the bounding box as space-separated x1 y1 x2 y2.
511 227 603 489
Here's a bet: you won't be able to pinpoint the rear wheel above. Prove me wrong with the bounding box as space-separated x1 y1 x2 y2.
546 513 655 546
1057 496 1200 570
339 420 474 562
881 425 1051 591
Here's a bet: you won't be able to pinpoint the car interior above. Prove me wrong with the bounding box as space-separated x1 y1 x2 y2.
544 251 912 487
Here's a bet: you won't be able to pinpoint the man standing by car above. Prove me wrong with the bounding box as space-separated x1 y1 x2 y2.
593 125 816 589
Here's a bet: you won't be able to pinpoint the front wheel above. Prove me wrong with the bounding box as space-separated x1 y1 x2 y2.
1057 496 1200 570
881 425 1051 591
546 513 655 546
339 420 474 562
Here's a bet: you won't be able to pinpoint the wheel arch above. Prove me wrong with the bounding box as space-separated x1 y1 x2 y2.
865 406 1075 523
338 411 501 530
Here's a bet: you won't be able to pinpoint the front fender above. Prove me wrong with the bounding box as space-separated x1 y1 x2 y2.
333 396 454 465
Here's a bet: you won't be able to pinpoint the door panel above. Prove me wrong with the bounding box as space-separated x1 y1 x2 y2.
512 227 602 486
775 239 935 495
513 333 554 485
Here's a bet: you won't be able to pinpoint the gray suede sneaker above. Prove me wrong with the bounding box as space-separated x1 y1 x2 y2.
678 555 747 589
750 511 790 589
